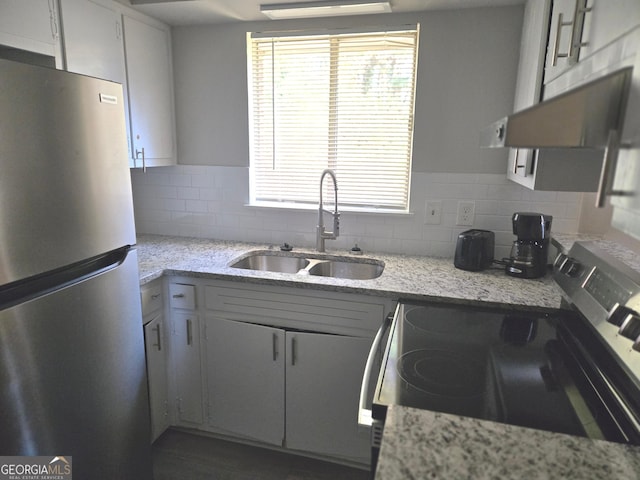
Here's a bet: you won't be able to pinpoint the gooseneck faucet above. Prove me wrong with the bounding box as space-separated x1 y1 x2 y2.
317 169 340 252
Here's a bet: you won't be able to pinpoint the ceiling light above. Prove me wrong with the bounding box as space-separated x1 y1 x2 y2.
260 1 392 20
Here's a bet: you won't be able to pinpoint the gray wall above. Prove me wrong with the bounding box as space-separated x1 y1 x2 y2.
171 6 523 173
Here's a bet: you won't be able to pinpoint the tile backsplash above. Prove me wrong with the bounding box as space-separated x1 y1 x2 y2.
130 165 582 259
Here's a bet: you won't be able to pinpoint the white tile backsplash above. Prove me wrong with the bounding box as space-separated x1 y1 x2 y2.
130 166 584 258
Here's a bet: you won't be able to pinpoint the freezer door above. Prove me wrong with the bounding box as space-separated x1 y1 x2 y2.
0 249 152 480
0 59 136 285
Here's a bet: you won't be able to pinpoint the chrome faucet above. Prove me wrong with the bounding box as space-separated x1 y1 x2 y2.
317 169 340 252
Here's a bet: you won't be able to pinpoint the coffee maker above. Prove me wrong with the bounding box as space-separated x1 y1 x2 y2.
505 212 553 279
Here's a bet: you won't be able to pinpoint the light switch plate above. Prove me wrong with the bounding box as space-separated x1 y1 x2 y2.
425 200 442 224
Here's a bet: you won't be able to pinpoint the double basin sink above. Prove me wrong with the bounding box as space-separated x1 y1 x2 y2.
230 250 384 280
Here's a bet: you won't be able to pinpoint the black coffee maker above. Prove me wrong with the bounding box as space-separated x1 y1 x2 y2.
505 212 553 279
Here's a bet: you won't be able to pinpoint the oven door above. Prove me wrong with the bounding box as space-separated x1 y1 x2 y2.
358 305 398 471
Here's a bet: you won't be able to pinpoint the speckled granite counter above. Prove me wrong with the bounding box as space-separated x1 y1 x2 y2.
136 234 563 310
377 405 640 480
553 233 640 275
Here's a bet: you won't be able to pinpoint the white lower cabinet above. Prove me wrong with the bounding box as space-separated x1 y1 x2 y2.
163 277 395 466
144 313 170 442
205 317 371 461
168 281 204 427
206 317 285 445
284 331 371 460
141 279 170 442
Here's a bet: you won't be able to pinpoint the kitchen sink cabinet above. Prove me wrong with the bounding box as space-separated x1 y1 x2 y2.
205 317 285 446
285 331 371 460
205 316 371 461
141 279 170 442
0 0 61 65
168 281 204 427
202 280 395 465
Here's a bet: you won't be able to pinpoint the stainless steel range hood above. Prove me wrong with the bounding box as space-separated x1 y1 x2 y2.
480 67 632 149
481 66 633 208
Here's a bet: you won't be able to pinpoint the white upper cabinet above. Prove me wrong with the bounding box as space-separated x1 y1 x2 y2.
57 0 176 169
122 13 176 168
0 0 61 64
509 0 640 192
59 0 125 84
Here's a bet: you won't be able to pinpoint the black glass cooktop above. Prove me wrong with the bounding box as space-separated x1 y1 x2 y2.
373 302 594 438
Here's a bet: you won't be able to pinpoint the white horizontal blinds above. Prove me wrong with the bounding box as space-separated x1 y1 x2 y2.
249 27 418 210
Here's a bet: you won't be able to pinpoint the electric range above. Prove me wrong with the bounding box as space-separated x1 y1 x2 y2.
361 241 640 472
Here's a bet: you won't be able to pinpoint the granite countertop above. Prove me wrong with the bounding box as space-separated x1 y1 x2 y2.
377 406 640 480
136 234 564 311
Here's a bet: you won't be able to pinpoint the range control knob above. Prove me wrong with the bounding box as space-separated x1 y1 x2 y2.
559 257 582 277
619 313 640 342
607 303 636 327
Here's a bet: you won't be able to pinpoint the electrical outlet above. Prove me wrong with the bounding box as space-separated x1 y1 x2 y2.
456 201 475 226
424 200 442 224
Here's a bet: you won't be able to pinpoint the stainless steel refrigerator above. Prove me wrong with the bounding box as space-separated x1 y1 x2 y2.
0 59 153 478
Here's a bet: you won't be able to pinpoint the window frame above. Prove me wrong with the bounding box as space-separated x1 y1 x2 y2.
246 25 420 214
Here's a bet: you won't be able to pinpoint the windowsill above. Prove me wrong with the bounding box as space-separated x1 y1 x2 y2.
245 201 414 216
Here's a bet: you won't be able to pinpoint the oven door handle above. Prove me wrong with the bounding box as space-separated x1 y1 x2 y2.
358 305 397 428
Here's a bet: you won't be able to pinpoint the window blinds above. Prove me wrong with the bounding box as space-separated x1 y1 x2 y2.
248 26 419 211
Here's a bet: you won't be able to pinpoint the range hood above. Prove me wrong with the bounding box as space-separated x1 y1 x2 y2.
480 67 632 149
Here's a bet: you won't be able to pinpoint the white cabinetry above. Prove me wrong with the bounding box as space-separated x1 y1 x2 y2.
0 0 61 64
59 0 125 83
122 13 176 168
206 318 285 445
141 279 170 442
508 0 639 192
168 281 203 427
203 281 394 465
285 331 371 460
57 0 176 169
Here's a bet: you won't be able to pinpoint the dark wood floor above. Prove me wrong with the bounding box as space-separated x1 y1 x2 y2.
152 429 370 480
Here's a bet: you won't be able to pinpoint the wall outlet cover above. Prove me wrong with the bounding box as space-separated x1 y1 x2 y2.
456 201 475 226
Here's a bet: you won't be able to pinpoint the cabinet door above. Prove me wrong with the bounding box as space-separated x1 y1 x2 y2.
206 317 285 446
172 312 203 425
122 14 176 168
544 0 590 83
285 332 372 463
144 313 170 442
59 0 126 84
0 0 59 59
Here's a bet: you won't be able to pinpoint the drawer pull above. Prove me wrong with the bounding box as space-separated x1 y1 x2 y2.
173 293 185 298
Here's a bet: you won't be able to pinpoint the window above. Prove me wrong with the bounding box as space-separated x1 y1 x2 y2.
247 26 419 212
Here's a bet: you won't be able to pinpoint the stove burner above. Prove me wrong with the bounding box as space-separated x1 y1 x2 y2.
398 349 486 398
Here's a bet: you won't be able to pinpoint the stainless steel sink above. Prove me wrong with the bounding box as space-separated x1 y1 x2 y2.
230 255 309 274
307 260 384 280
229 251 384 279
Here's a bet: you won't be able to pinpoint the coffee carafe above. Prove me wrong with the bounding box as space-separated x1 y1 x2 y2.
505 212 552 279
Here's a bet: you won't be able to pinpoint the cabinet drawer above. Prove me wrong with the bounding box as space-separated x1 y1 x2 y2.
169 283 196 310
141 281 163 317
